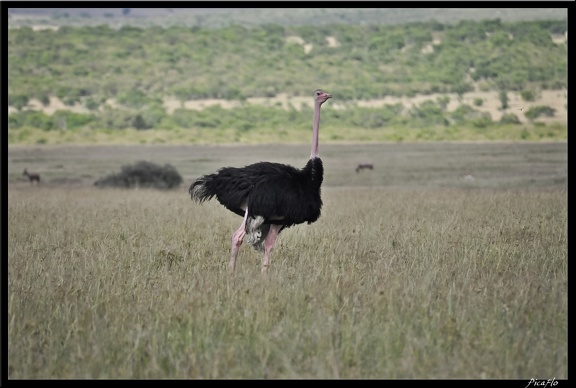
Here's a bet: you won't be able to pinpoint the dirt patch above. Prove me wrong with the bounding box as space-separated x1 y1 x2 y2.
26 96 92 115
31 25 59 31
163 93 313 113
285 35 313 54
326 36 340 47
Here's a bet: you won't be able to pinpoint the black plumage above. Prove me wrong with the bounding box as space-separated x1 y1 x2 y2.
190 158 323 226
189 89 332 273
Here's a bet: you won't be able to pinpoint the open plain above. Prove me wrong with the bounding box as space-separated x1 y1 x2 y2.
8 142 567 379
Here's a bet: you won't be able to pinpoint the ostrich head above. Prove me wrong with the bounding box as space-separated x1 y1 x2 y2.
314 89 332 105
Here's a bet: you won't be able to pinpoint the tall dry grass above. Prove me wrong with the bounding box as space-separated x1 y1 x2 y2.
8 185 567 379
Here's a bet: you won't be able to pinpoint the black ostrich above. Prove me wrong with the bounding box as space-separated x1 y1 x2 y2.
189 89 332 273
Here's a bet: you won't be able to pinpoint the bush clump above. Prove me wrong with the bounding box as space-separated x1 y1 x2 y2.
524 105 556 120
95 161 183 189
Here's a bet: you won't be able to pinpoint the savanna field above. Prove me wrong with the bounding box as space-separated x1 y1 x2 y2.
7 7 568 380
7 142 567 379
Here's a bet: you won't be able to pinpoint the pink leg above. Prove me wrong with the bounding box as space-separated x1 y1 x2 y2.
261 224 282 273
229 209 248 273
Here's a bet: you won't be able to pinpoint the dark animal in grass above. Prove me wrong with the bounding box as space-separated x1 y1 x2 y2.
189 89 332 273
356 163 374 173
23 169 40 183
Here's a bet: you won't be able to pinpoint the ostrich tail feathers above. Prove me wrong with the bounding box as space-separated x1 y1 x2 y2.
189 177 213 203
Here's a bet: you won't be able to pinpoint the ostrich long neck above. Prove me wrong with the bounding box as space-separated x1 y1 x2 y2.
310 101 322 159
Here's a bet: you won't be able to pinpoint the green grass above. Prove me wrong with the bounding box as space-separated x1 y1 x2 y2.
8 143 567 378
7 121 568 145
8 184 567 379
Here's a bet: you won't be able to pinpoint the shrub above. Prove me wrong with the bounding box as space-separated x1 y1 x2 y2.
450 104 480 124
94 161 183 190
8 111 53 131
85 98 101 111
8 95 30 111
471 112 493 129
524 105 556 120
52 110 96 129
132 114 150 130
98 107 134 129
499 90 509 110
137 104 168 129
500 113 521 124
116 90 156 108
520 90 537 102
8 110 95 131
38 94 51 106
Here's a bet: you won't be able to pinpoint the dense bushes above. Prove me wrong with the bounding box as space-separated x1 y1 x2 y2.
7 18 567 140
8 110 96 131
94 161 183 189
8 19 567 107
8 95 30 111
7 100 560 134
524 105 556 120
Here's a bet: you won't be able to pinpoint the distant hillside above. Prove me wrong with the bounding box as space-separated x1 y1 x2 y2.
7 7 568 29
7 10 567 144
8 19 567 103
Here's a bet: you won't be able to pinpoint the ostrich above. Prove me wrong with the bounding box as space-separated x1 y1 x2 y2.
189 89 332 273
23 169 40 183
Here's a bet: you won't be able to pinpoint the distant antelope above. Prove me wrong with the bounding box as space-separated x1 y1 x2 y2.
356 163 374 173
23 169 40 183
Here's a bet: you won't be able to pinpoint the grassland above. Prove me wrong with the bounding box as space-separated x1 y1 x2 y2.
7 143 567 379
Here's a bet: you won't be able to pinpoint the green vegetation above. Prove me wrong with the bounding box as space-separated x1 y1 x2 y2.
6 96 567 145
7 18 567 144
8 20 566 102
94 161 183 190
524 105 556 121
